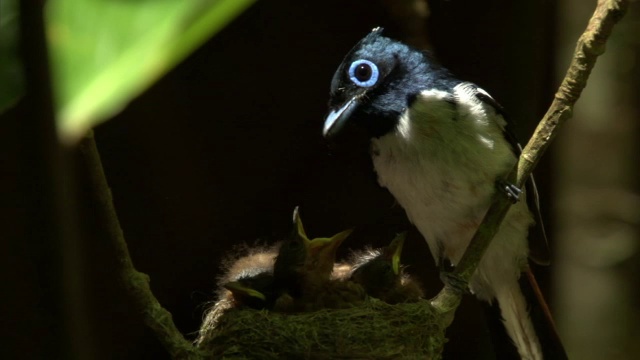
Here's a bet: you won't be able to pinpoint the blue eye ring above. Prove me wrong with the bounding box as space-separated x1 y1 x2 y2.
348 59 379 88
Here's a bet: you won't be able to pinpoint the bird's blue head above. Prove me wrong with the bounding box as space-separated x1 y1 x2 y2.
324 28 456 140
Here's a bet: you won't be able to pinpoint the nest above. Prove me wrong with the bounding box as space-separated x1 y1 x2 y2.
196 298 447 359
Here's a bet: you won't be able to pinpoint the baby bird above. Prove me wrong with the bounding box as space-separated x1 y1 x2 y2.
198 205 364 346
196 244 278 345
216 241 280 308
349 232 425 304
273 207 360 311
223 272 276 309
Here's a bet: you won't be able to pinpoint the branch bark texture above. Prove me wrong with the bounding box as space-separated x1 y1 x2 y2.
78 131 202 359
431 0 629 313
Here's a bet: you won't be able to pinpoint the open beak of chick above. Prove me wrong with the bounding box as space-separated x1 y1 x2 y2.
292 207 353 278
223 281 267 302
307 228 353 276
382 232 407 276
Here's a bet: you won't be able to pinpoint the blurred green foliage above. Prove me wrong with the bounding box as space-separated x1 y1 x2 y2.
0 0 22 113
45 0 254 144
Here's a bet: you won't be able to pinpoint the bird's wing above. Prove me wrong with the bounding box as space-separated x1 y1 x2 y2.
474 89 550 265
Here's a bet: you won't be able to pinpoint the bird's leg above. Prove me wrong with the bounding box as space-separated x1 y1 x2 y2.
439 259 468 295
496 179 522 203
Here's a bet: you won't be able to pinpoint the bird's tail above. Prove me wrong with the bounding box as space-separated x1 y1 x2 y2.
493 269 567 360
495 279 543 360
522 268 568 359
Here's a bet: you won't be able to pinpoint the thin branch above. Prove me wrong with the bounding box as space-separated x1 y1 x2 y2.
77 131 203 359
517 0 628 182
431 0 630 312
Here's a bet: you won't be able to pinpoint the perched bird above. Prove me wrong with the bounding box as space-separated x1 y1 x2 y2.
323 28 565 359
349 232 424 304
273 207 362 311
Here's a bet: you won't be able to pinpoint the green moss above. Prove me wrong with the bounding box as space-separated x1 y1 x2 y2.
197 298 447 359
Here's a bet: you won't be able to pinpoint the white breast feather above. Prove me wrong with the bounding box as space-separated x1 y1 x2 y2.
371 83 533 300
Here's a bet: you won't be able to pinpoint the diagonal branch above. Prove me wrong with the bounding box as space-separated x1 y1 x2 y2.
77 131 203 359
431 0 630 313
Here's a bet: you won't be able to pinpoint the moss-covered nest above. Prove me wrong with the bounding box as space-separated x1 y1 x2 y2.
197 298 447 359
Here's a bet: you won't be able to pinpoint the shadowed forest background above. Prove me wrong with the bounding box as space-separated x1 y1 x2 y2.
1 0 638 359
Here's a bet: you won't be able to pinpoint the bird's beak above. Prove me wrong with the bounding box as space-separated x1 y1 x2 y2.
308 228 353 255
323 97 359 138
224 282 267 301
308 229 353 270
327 228 354 251
386 232 407 275
292 206 310 242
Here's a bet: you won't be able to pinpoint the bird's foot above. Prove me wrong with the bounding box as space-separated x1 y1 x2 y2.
440 271 468 295
439 261 468 295
497 180 522 203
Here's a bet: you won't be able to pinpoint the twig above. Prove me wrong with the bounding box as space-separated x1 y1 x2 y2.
77 131 203 359
431 0 630 312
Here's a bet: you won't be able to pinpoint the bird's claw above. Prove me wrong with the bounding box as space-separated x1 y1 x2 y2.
439 261 468 295
497 180 521 203
440 271 468 295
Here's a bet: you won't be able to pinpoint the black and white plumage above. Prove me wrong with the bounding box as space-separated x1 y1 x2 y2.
323 28 564 360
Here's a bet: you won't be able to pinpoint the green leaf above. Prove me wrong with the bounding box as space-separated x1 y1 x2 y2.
0 0 23 113
45 0 255 144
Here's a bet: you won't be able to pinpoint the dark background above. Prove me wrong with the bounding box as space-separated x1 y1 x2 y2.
5 0 637 359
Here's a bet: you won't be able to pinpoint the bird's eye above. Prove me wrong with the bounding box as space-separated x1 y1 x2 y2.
348 59 379 87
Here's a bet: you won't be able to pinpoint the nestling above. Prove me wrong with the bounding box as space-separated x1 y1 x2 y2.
349 232 425 304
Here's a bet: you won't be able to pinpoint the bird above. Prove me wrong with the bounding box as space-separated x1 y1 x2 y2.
323 28 565 359
222 272 276 310
272 206 362 311
195 244 278 346
196 207 360 346
216 242 280 309
349 232 424 304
